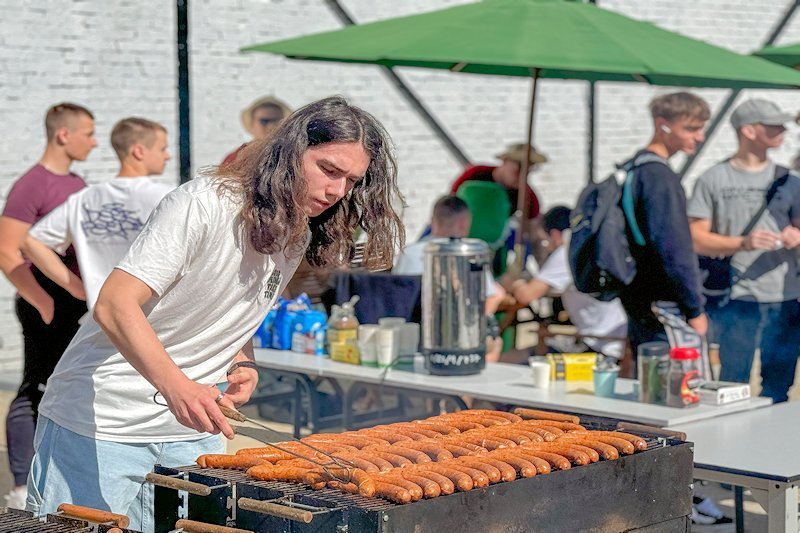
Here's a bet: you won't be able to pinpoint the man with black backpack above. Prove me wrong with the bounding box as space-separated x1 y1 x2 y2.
688 99 800 403
571 92 709 365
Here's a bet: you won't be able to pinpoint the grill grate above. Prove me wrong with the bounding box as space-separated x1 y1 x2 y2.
0 507 92 533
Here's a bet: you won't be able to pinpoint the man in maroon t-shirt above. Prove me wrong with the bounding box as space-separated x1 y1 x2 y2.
0 102 96 508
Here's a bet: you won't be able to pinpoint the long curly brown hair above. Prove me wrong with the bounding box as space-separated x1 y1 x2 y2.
214 96 405 269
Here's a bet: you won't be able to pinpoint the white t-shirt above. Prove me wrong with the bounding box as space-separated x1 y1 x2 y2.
30 176 175 309
38 174 303 442
536 245 627 358
393 239 497 296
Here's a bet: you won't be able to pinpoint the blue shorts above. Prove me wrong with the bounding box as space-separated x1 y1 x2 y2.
27 416 224 533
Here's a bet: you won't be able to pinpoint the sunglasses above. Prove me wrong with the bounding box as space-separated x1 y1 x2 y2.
258 117 283 126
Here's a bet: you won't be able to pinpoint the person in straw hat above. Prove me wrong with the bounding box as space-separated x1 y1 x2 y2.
450 142 547 221
221 95 292 164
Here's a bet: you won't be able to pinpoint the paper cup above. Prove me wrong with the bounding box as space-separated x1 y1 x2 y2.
358 324 379 366
376 326 399 367
528 356 551 388
593 365 620 398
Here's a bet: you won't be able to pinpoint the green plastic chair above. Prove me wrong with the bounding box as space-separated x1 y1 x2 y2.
455 181 512 250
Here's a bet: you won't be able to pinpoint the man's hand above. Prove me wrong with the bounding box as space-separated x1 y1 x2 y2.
688 313 709 337
742 229 781 251
161 378 235 439
780 226 800 250
220 365 259 408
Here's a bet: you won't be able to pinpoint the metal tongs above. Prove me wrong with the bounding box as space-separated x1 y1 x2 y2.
218 404 358 484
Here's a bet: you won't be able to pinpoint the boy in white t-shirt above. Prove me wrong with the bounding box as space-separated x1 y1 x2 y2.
508 206 628 360
27 97 406 531
22 117 175 309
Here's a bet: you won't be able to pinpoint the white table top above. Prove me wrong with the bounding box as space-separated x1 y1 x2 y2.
669 400 800 483
253 349 771 427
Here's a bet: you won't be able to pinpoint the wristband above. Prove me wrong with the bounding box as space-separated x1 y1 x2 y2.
227 360 259 375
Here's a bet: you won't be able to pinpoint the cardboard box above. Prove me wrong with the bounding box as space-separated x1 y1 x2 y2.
547 353 596 381
698 381 750 405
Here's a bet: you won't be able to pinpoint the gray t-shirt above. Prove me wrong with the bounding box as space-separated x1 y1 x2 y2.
688 160 800 302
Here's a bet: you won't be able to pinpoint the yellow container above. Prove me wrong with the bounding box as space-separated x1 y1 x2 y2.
330 342 361 365
547 353 596 381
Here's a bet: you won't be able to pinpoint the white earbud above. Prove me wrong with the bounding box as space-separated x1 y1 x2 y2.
660 124 672 134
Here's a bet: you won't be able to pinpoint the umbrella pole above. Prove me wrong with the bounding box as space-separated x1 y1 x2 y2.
513 68 539 270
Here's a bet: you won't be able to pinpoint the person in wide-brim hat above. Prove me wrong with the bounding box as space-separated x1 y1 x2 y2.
222 95 293 164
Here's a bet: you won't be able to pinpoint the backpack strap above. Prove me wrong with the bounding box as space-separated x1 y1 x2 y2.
617 152 666 247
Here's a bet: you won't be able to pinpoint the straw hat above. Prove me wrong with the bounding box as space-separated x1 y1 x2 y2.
495 142 548 167
240 95 293 136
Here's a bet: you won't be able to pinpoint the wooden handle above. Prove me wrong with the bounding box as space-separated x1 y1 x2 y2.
238 498 313 523
57 503 130 528
145 472 212 496
218 404 248 422
175 519 254 533
616 421 687 441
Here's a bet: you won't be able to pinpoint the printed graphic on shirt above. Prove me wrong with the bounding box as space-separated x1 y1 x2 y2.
81 202 145 239
264 269 282 301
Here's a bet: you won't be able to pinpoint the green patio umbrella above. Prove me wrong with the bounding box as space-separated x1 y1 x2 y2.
754 42 800 68
244 0 800 242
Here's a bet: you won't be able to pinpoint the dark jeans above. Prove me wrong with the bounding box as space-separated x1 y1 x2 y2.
620 300 668 377
7 274 86 485
709 299 800 403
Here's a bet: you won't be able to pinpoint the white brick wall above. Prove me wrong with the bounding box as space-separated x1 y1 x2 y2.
1 0 799 367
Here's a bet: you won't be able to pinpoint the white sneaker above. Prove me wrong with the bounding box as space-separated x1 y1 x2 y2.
3 486 27 510
692 495 733 525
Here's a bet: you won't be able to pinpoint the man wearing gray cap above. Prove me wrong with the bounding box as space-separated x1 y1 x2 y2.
688 98 800 403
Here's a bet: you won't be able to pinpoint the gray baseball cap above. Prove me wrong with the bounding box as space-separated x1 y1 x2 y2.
730 99 793 129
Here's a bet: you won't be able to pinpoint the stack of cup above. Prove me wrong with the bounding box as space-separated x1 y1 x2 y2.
357 324 379 367
376 325 399 368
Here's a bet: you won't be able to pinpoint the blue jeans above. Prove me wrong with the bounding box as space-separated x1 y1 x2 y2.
27 416 224 532
710 299 800 403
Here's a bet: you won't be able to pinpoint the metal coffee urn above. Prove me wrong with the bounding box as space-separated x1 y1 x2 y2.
422 237 491 375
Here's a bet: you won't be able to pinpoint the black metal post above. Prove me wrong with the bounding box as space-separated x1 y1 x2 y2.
588 81 596 183
326 0 470 166
177 0 191 183
679 0 799 179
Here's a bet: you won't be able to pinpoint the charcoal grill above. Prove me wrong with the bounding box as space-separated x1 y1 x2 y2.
0 507 138 533
151 415 694 532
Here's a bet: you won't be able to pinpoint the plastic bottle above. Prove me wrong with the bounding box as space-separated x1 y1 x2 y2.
666 347 701 408
327 296 360 363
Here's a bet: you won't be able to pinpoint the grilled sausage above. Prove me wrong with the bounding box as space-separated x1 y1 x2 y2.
397 472 441 498
458 456 517 482
348 452 395 472
303 435 389 449
356 429 414 444
417 464 474 492
572 431 647 452
371 450 413 468
394 441 454 462
373 480 412 504
553 437 619 460
439 463 490 487
512 408 581 424
512 449 571 470
452 458 502 483
327 454 380 473
428 418 484 432
517 420 586 432
491 452 540 477
442 443 481 458
524 443 594 465
247 464 318 483
439 438 488 454
572 435 635 455
367 445 431 465
377 474 424 501
411 421 461 435
402 469 455 495
197 454 269 470
461 409 523 423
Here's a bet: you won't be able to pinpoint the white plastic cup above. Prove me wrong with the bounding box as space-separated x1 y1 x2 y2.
376 326 399 368
399 322 420 356
528 356 551 388
358 324 379 366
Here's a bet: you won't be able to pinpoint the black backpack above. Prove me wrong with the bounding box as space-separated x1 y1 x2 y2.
568 153 665 301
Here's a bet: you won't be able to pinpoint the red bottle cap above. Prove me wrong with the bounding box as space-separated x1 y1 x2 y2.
669 347 699 360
